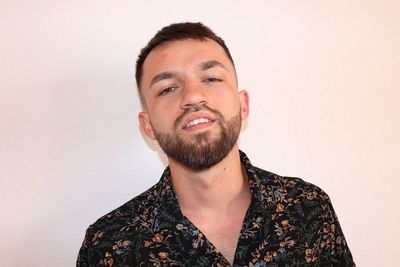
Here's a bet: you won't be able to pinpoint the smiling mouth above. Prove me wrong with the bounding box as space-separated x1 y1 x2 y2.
183 117 212 129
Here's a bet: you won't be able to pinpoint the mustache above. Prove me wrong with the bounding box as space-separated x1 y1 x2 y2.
174 104 224 129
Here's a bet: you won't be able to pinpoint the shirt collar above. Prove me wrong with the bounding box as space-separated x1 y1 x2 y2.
239 150 266 206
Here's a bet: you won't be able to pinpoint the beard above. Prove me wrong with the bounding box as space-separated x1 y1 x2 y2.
152 105 242 171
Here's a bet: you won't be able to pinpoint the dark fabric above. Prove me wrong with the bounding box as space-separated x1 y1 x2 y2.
77 151 355 266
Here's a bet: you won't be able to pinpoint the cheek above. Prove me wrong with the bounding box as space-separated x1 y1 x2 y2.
148 106 179 131
213 91 241 113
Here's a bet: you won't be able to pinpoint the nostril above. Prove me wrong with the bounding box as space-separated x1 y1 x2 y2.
182 102 206 111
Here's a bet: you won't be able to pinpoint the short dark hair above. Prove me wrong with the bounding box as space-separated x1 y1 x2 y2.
135 22 235 95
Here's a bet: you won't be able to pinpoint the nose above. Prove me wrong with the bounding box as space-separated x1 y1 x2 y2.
179 80 208 109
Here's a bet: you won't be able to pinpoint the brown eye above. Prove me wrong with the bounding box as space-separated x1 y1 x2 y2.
158 87 176 96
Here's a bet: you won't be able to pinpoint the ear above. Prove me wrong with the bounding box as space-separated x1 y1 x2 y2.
138 112 156 140
238 90 250 120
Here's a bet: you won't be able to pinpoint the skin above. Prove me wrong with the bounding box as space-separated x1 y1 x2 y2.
138 38 251 264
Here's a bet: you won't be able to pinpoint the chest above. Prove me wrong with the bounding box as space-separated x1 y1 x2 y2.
185 213 246 264
202 224 241 264
89 215 316 266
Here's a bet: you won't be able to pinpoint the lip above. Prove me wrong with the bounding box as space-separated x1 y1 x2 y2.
181 112 216 130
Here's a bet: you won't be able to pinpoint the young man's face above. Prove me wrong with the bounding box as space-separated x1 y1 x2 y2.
139 38 249 170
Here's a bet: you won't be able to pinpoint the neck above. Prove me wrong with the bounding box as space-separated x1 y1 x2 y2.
168 146 250 213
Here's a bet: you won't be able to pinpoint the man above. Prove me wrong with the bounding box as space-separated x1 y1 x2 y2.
77 22 355 266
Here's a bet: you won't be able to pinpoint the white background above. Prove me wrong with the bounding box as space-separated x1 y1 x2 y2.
1 1 399 266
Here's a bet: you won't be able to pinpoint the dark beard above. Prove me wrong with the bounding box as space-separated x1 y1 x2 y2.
153 106 242 171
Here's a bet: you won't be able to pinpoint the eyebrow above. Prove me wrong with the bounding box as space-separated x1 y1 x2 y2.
148 60 227 88
149 71 177 88
197 60 227 71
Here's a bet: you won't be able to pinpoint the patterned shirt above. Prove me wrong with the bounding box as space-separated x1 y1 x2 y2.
77 151 355 266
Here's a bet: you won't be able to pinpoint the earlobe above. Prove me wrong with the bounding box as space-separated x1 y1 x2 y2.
239 90 250 120
138 112 156 140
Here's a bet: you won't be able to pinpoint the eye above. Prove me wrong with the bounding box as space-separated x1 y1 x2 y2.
158 86 176 96
203 77 223 83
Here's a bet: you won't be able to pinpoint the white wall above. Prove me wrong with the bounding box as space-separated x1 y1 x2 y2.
1 1 399 266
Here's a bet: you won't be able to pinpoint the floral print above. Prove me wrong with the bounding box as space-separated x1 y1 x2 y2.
77 151 355 266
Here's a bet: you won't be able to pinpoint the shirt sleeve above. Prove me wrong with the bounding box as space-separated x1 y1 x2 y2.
76 227 92 267
316 189 356 267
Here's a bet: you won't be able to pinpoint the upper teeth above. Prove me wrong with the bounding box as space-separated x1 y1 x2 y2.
186 118 210 128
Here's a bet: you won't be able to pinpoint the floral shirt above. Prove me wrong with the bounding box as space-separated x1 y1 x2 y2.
77 151 355 266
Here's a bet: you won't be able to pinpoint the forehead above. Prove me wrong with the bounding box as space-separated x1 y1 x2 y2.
141 39 234 87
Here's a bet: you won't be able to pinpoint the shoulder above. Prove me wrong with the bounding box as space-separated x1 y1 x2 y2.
84 181 161 240
77 182 164 266
252 167 355 266
249 165 336 221
251 165 329 197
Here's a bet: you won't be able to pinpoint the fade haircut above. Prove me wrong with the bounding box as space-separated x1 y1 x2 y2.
135 22 235 106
